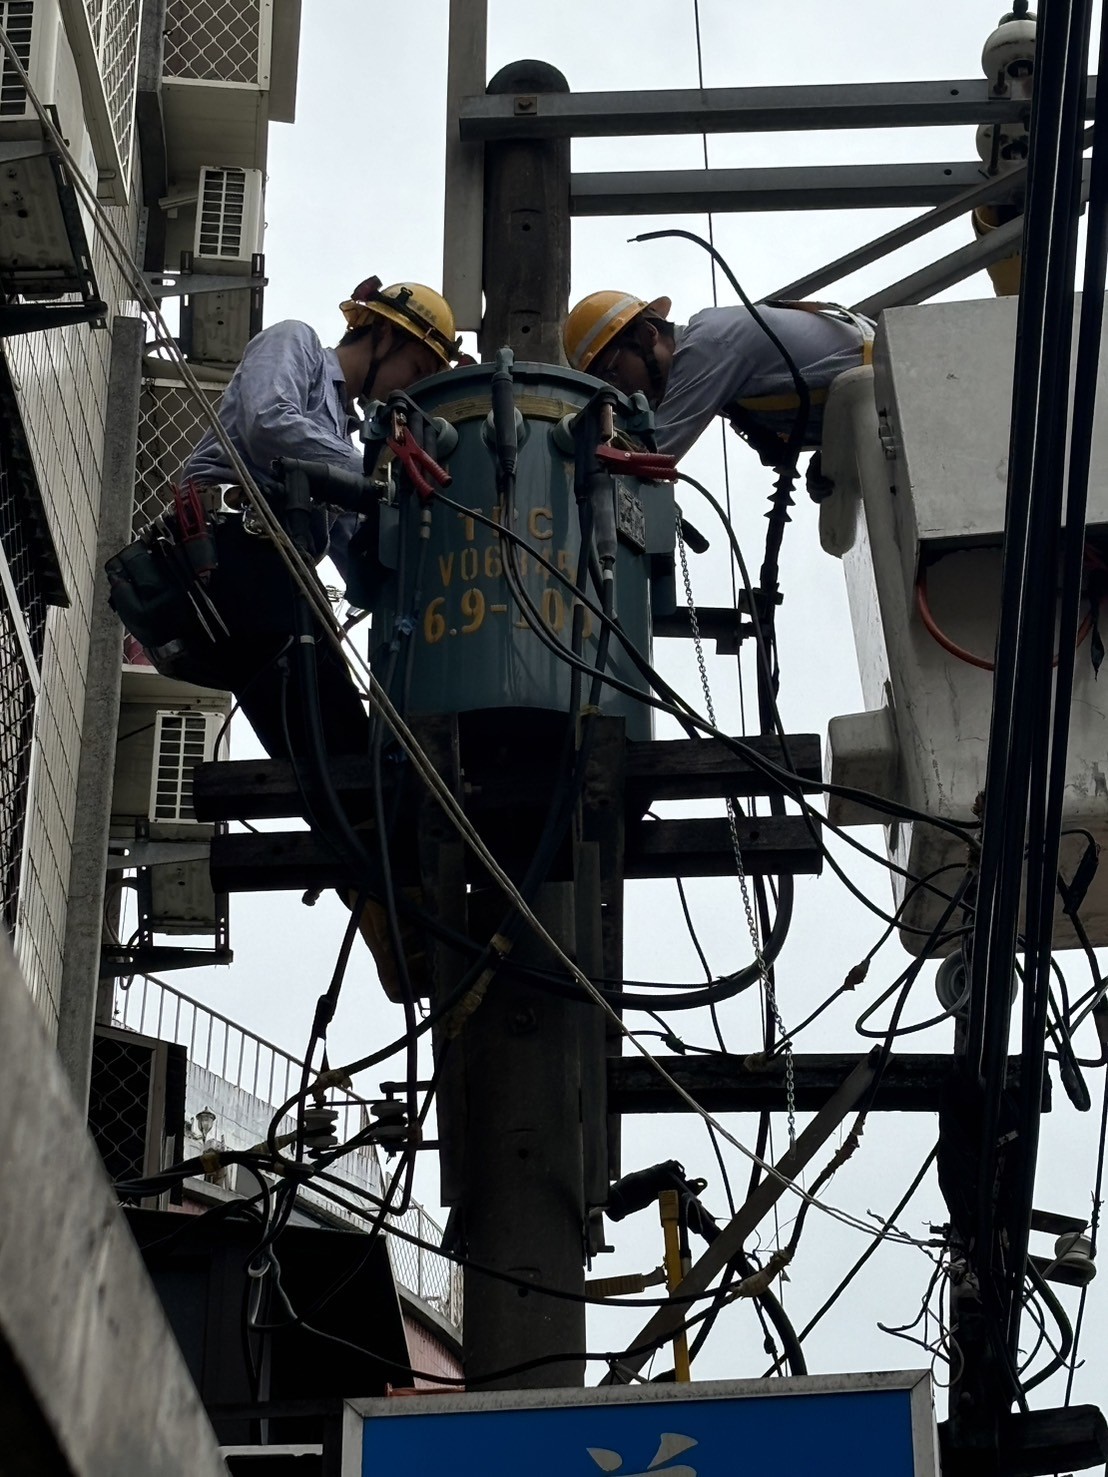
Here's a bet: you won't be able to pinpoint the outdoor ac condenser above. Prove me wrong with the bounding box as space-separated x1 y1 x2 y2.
145 708 226 933
0 0 99 295
193 165 264 268
148 708 226 828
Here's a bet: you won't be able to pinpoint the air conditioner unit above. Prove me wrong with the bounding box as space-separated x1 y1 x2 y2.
113 667 231 831
112 679 231 939
148 708 227 828
0 0 104 309
143 708 227 933
194 165 264 267
89 1024 187 1209
0 0 97 175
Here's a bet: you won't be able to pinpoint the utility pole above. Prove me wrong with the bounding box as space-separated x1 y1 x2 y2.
463 57 586 1389
478 61 571 365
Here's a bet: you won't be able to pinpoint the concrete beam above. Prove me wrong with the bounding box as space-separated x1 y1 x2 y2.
0 933 226 1476
56 315 145 1109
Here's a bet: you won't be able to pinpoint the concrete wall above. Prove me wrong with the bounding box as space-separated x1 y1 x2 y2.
0 932 227 1477
1 12 143 1031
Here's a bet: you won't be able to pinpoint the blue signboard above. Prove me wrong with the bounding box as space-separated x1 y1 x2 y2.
348 1371 937 1477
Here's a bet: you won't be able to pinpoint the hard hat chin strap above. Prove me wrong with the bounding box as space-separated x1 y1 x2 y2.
359 322 404 400
620 338 667 408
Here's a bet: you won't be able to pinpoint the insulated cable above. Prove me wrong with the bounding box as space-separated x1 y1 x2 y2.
0 33 948 1254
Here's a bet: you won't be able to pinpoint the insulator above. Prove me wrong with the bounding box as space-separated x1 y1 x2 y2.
975 120 1030 174
1054 1232 1097 1285
371 1099 407 1123
982 18 1037 98
301 1105 338 1151
373 1124 410 1146
935 953 969 1014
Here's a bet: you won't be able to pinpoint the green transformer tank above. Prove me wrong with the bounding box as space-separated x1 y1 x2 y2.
361 360 677 743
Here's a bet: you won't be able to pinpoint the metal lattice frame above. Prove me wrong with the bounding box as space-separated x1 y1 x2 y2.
163 0 265 85
0 1 33 116
134 372 224 531
89 1029 158 1183
0 595 36 936
96 0 141 177
0 366 55 940
72 0 141 192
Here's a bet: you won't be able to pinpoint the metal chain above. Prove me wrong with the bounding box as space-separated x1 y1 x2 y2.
676 513 797 1144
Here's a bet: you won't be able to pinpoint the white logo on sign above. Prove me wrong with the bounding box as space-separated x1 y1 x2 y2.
587 1432 699 1476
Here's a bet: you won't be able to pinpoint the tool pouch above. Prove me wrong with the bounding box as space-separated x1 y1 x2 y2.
106 513 223 682
106 537 196 648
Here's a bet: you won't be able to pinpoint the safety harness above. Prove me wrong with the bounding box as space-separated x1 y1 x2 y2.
723 301 875 468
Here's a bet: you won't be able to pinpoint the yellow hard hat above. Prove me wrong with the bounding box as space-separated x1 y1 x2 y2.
563 290 673 373
340 277 461 365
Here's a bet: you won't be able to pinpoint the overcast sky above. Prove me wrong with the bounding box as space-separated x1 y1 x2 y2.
152 0 1108 1405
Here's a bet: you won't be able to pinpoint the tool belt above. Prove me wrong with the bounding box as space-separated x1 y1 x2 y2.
106 484 231 684
724 301 875 468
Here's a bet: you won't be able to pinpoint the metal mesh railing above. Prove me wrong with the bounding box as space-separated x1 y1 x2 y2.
89 1029 157 1186
97 0 140 176
115 970 335 1127
0 2 33 116
0 368 49 939
163 0 264 84
0 598 35 936
387 1202 464 1328
0 462 50 673
113 972 462 1326
134 374 223 531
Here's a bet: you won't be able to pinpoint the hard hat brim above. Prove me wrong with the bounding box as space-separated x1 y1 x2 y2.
340 292 458 365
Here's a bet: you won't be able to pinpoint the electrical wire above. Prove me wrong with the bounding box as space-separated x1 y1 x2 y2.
439 485 978 923
0 30 944 1272
763 1146 938 1375
673 873 737 1217
915 565 1093 672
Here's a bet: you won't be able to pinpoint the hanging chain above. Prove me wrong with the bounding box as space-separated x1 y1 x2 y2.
676 513 797 1145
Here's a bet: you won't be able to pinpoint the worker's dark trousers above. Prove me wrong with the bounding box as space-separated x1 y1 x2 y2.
176 516 370 760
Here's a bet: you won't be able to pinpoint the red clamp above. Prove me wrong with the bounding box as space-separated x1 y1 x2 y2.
595 445 679 483
172 479 217 577
388 422 452 504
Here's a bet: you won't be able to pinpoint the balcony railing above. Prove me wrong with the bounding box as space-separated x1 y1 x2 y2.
113 972 461 1327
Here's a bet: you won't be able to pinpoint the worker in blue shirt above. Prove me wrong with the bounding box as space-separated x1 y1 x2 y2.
563 291 873 468
185 276 458 577
164 277 460 759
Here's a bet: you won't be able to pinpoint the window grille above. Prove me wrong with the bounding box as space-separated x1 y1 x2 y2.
0 1 33 116
134 373 224 532
163 0 265 86
0 357 65 937
93 0 141 176
89 1024 186 1206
